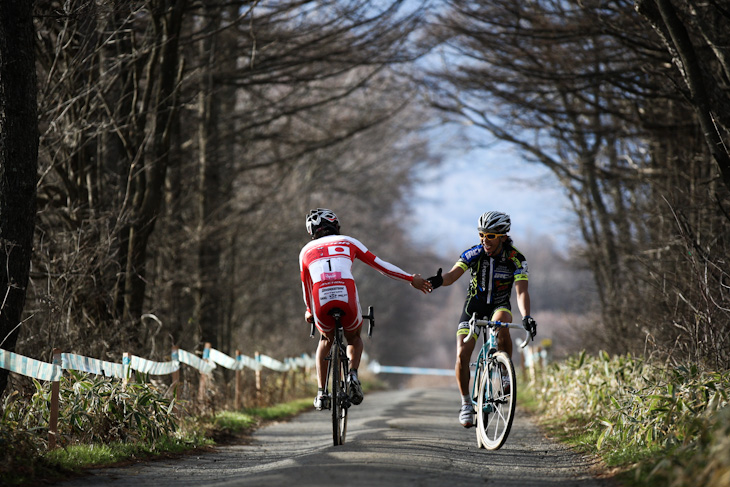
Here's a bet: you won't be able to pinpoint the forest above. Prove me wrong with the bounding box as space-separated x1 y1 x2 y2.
1 0 728 400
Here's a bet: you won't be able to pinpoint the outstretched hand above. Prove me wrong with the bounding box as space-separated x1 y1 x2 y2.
426 268 443 290
411 274 432 294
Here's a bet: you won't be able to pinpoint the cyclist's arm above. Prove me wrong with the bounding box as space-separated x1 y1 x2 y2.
346 236 412 282
515 279 530 317
361 250 413 281
299 259 314 315
440 264 465 286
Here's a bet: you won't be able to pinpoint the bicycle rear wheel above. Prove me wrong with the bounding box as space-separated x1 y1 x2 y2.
476 351 516 450
330 343 348 445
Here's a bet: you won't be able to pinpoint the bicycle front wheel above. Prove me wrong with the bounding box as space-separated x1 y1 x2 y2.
330 345 348 445
476 351 516 450
472 357 485 449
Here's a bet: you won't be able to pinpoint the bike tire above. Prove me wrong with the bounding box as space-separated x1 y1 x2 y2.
476 351 516 450
331 342 348 445
472 358 485 449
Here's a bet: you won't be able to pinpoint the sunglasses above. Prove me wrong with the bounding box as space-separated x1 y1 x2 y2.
479 232 505 241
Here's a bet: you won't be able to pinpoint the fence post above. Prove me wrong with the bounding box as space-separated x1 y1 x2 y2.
48 348 61 449
171 346 180 416
254 351 261 403
122 352 131 390
171 346 180 394
303 354 311 391
198 343 211 406
234 349 242 410
279 361 288 403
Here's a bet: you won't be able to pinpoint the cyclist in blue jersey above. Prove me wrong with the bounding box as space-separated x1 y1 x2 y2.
427 211 537 428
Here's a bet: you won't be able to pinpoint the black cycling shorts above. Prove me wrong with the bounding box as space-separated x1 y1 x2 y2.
456 297 512 338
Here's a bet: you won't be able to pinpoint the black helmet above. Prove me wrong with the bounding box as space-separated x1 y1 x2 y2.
306 208 340 236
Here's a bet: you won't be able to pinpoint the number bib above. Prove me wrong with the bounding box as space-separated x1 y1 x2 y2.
308 256 355 283
318 285 349 305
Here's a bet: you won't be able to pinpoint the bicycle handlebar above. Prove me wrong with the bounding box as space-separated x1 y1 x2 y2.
463 316 532 349
308 306 376 338
364 306 375 338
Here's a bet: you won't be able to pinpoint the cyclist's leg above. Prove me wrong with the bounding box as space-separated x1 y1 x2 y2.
455 299 483 396
342 299 364 405
455 327 476 396
343 325 363 370
316 332 334 389
456 325 477 427
492 307 513 358
491 307 514 395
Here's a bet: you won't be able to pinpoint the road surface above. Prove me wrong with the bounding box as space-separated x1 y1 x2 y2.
57 387 614 487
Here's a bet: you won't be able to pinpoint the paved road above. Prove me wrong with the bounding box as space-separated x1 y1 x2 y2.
58 387 613 487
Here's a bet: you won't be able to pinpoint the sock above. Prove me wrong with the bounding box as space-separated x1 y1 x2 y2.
461 395 472 406
350 369 358 378
318 388 324 395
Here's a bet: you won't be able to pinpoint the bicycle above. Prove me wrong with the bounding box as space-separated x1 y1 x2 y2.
309 306 375 446
463 315 531 450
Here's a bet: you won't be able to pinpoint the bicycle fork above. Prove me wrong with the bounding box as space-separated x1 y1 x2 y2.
473 356 498 415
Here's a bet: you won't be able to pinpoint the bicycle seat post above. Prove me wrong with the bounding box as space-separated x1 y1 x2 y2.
327 308 345 342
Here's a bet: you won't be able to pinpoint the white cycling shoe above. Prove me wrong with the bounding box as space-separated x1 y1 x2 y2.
313 393 330 410
459 404 475 428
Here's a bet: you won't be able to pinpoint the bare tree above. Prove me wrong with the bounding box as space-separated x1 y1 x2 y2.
636 0 730 191
0 0 39 396
423 0 730 364
19 0 437 374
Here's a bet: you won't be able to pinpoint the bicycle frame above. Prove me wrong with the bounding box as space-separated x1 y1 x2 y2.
467 318 529 396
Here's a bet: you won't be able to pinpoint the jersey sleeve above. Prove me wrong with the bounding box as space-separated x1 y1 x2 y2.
456 244 483 271
299 248 313 312
348 237 413 282
511 250 529 281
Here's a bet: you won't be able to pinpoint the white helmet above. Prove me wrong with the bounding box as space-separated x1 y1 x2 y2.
306 208 340 236
478 211 510 233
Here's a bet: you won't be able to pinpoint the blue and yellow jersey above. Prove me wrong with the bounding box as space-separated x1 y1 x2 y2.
455 240 528 305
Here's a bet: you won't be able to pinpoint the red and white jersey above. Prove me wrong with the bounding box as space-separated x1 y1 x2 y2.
299 235 413 333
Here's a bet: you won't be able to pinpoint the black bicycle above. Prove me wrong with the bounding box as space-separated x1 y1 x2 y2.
310 306 375 446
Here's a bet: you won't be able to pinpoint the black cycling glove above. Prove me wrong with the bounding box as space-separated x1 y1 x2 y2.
522 316 537 340
427 268 443 289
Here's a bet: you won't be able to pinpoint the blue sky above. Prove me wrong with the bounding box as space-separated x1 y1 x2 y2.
406 143 575 256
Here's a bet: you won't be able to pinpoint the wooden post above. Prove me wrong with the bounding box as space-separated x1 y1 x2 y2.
122 352 131 390
234 349 242 410
171 346 180 416
48 348 61 449
171 346 180 395
280 369 288 403
529 347 537 385
254 351 261 403
198 343 211 406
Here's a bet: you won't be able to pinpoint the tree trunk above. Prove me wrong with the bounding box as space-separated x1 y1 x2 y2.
123 0 187 346
0 0 38 396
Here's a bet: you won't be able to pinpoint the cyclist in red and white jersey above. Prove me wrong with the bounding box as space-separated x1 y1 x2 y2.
300 208 431 409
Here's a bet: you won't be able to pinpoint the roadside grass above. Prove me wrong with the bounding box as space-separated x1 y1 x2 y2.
521 351 730 487
0 372 319 486
43 398 315 474
214 398 312 432
0 362 391 487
